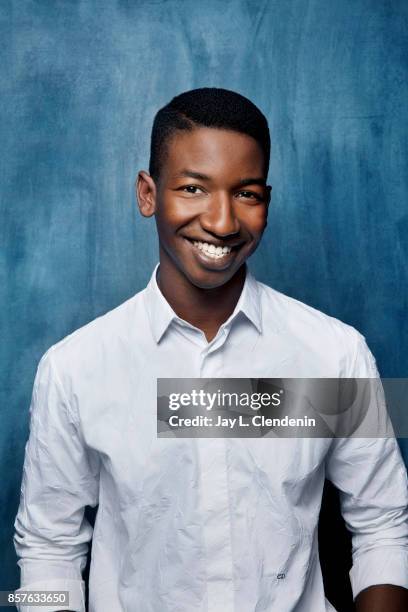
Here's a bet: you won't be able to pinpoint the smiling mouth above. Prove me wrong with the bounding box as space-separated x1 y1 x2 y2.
184 238 243 260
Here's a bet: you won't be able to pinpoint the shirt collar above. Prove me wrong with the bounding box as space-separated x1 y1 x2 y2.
144 263 262 344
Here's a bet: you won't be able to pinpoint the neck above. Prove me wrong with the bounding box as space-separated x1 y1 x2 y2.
156 255 247 342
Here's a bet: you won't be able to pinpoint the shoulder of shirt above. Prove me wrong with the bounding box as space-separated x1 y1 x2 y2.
255 278 368 362
40 287 147 369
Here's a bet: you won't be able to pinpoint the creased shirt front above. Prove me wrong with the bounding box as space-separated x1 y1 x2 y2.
14 264 408 612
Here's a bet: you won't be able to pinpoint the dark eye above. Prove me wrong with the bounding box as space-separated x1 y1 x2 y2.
237 191 262 201
182 185 204 194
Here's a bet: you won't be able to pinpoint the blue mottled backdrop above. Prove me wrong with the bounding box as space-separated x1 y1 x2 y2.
1 0 407 595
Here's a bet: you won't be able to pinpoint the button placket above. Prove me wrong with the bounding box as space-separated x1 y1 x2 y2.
197 430 234 612
197 341 233 612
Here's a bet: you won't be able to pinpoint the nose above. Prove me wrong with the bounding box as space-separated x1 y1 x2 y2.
199 192 240 237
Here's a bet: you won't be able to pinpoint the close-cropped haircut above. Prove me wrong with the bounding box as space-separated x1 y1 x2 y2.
149 88 270 181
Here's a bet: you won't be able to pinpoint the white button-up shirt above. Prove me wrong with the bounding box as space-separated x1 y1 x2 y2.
14 264 408 612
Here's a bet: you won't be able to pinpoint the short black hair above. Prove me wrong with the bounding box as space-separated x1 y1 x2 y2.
149 88 270 181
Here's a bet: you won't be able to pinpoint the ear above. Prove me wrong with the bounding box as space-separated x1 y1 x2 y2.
263 185 272 230
136 171 157 218
266 184 272 209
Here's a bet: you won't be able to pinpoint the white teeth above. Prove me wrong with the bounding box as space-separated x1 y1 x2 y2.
191 240 232 259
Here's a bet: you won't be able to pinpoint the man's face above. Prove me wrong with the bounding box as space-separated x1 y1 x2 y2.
140 127 270 289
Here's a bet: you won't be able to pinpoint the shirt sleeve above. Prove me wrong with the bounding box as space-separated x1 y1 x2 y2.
13 349 100 612
325 332 408 600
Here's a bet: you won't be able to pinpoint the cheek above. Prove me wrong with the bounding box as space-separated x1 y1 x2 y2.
155 198 195 230
242 207 268 237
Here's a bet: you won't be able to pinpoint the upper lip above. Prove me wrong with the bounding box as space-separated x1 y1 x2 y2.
183 236 244 248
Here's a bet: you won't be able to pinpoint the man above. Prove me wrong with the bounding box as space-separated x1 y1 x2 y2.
14 88 408 611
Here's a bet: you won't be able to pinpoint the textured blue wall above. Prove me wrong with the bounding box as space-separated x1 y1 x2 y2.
1 0 407 593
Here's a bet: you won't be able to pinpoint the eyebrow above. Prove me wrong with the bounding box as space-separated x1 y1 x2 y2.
174 170 267 187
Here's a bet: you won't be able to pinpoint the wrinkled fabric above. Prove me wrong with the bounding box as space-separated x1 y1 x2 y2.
14 264 408 612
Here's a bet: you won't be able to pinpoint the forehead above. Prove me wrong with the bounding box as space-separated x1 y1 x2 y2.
162 127 266 180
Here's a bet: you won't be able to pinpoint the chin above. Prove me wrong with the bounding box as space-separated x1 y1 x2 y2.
185 267 237 290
